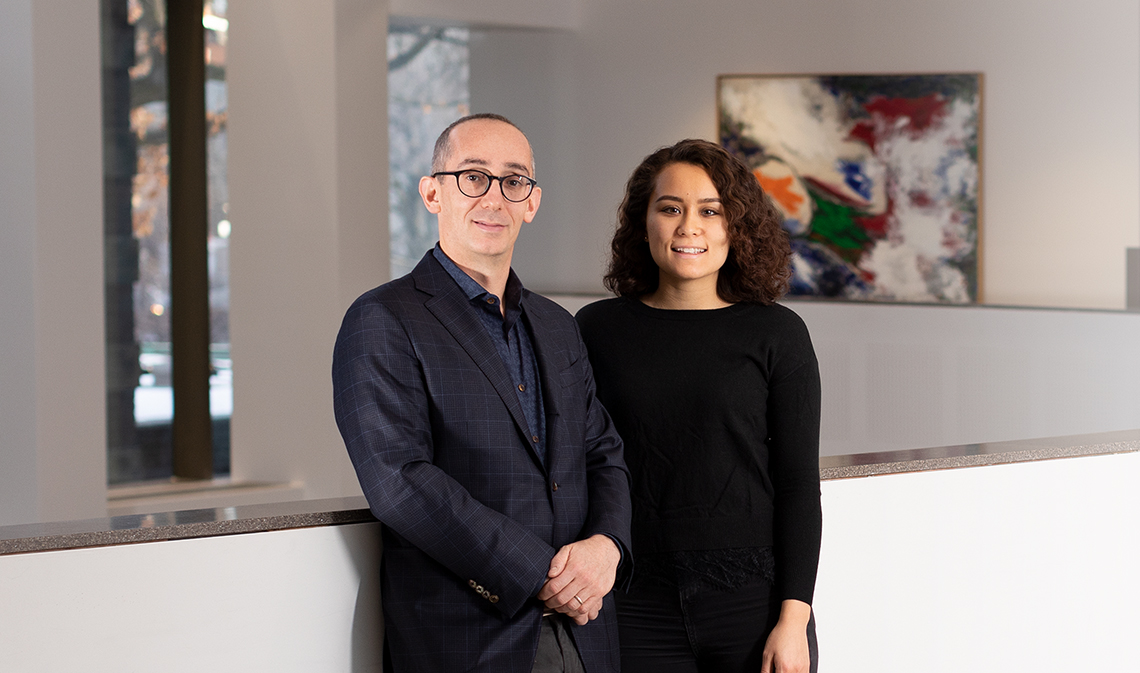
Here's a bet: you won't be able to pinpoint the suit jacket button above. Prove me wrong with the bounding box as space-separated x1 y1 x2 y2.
469 580 477 588
482 589 491 599
476 585 484 594
551 481 559 492
489 595 499 604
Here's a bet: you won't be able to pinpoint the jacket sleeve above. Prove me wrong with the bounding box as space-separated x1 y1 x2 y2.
332 297 556 617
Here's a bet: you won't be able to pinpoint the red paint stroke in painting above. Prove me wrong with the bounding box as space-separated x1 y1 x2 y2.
865 94 948 135
854 211 891 238
908 190 935 208
847 121 878 152
803 176 866 209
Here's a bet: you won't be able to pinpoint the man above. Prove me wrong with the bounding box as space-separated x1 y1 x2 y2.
333 114 631 673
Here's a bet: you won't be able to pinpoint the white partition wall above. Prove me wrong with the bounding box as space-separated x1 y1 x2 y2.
0 523 384 673
814 451 1140 672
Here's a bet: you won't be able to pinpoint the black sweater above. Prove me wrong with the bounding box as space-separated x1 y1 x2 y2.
576 297 822 604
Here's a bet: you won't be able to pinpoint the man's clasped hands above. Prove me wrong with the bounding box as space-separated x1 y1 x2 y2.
536 534 622 625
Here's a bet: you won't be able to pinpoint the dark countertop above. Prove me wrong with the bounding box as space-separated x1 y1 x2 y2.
0 496 375 557
820 428 1140 479
3 429 1138 557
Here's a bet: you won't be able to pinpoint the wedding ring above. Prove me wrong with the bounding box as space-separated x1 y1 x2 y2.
573 595 584 607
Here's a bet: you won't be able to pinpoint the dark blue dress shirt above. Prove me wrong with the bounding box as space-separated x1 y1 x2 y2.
433 245 547 466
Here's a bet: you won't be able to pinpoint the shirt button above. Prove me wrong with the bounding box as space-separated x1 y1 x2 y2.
485 297 495 304
518 384 525 392
551 481 559 492
532 435 539 443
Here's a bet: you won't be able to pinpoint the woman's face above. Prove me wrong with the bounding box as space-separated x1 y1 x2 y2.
645 162 731 292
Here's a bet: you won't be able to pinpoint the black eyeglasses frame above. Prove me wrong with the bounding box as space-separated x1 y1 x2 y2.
431 169 537 203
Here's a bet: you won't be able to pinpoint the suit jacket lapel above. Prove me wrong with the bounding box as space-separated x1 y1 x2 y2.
522 297 564 423
522 294 567 474
413 254 543 468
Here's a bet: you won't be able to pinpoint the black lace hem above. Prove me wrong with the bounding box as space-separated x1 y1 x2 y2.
632 546 775 593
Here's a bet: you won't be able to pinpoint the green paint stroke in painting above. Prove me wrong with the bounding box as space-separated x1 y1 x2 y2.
809 196 871 252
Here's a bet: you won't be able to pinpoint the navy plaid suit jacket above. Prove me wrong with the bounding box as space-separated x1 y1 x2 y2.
333 251 632 673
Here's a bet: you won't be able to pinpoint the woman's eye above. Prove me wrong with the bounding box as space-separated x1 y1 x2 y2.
703 209 721 217
662 206 681 214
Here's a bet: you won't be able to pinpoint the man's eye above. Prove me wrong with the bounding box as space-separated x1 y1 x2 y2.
462 173 484 183
504 177 524 188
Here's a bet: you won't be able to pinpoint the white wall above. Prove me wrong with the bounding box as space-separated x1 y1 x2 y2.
815 450 1140 671
795 301 1140 455
0 0 107 526
227 0 389 501
0 522 383 672
461 0 1140 309
0 0 39 527
390 0 579 29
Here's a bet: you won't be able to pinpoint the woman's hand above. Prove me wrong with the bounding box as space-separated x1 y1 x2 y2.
761 599 812 673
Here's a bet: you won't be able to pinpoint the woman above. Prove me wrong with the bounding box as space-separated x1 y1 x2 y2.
576 139 821 673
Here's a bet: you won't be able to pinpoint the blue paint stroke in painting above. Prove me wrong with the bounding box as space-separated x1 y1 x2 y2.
838 160 873 201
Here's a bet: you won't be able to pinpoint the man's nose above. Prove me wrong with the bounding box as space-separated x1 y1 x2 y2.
478 178 506 208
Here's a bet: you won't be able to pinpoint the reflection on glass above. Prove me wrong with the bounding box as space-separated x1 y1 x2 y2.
388 25 471 279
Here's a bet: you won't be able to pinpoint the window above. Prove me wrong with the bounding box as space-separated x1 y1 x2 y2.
101 0 230 484
388 24 470 278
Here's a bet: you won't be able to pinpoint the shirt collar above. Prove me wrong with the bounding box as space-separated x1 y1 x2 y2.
433 244 525 316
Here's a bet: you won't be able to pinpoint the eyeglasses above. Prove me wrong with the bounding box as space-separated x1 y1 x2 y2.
432 169 537 203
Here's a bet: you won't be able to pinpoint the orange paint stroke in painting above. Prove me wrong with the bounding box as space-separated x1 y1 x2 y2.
754 170 805 213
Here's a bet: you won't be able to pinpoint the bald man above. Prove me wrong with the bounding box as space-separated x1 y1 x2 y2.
333 114 631 673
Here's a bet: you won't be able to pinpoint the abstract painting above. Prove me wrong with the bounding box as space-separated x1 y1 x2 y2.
718 74 982 303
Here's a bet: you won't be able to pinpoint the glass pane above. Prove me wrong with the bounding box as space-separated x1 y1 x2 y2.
205 0 230 475
102 0 171 484
388 25 470 278
102 0 230 483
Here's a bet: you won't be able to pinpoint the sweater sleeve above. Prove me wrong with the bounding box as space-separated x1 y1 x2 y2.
765 314 822 604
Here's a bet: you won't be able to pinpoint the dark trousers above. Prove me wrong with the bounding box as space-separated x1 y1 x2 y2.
615 578 818 673
532 614 586 673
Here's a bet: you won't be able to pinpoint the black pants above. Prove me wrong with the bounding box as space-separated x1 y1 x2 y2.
615 578 818 673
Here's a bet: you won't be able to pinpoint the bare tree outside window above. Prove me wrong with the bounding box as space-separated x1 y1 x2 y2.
388 25 470 278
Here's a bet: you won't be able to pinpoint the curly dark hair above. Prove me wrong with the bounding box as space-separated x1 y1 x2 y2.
604 139 792 304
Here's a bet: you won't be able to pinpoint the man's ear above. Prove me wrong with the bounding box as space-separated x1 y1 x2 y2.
419 175 442 214
522 185 542 223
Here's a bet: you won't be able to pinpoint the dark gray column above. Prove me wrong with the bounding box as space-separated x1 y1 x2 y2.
167 0 213 479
